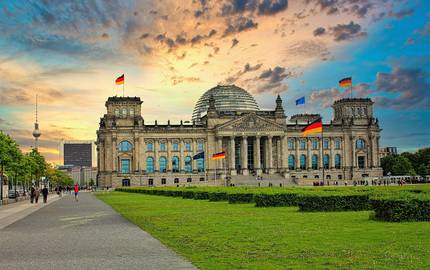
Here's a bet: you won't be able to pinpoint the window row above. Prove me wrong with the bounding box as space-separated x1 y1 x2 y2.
146 142 204 152
146 156 205 173
114 108 134 117
288 139 342 150
287 154 342 170
117 141 205 153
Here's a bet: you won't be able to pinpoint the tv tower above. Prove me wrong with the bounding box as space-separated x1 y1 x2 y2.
32 95 41 149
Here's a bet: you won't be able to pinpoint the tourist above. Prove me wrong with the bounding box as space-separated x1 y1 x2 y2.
42 186 48 203
59 185 63 197
30 186 35 204
34 187 40 204
74 184 79 202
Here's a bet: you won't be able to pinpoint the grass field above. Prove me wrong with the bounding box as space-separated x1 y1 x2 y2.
97 191 430 269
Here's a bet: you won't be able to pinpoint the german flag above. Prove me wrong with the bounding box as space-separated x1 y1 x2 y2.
115 74 124 85
339 77 352 87
211 151 225 160
302 118 322 136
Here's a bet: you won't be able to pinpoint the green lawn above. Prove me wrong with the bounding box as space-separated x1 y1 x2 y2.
97 192 430 270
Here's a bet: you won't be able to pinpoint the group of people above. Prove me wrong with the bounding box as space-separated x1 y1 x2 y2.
30 186 49 204
30 183 80 204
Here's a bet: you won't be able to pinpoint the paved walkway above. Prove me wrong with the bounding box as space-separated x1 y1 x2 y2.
0 192 197 270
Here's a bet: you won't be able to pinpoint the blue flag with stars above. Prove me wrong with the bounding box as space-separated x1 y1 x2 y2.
296 96 305 105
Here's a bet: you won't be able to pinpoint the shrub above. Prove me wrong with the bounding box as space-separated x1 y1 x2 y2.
182 190 196 199
228 193 254 204
194 191 210 200
298 194 371 212
208 192 229 201
371 195 430 222
255 193 300 207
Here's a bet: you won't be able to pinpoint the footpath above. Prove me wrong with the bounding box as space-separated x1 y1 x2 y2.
0 193 63 230
0 192 197 270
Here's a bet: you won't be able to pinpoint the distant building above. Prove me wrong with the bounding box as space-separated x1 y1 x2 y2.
58 165 97 186
59 140 96 167
379 147 398 159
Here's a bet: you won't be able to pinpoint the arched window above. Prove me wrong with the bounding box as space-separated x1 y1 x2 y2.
197 142 204 151
288 155 295 170
146 157 154 173
159 142 166 151
312 140 318 150
197 159 205 172
172 156 179 172
312 154 318 170
300 154 306 169
184 156 192 172
114 109 119 117
122 108 127 116
335 139 341 149
159 157 167 173
323 154 330 169
172 143 179 151
185 142 192 151
119 141 132 152
129 109 134 116
323 139 329 149
356 139 365 149
335 154 341 169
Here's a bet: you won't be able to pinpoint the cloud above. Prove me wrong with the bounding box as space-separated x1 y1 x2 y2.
313 27 326 36
223 62 263 83
223 16 258 37
309 83 372 108
231 38 239 48
374 67 430 110
221 0 288 16
170 75 201 85
329 21 367 41
389 9 414 19
252 66 291 94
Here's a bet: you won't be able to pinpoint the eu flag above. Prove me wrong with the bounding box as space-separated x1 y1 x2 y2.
296 96 305 105
193 152 204 160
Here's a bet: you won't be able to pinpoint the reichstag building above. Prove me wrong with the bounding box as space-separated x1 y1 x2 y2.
96 85 382 187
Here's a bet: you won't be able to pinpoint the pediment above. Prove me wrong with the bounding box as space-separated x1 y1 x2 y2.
216 113 285 132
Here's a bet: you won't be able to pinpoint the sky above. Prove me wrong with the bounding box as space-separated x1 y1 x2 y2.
0 0 429 163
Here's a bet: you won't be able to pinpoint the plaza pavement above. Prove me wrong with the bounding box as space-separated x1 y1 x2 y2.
0 192 197 270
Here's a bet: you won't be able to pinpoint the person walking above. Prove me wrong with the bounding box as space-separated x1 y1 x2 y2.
42 186 48 203
34 187 40 204
30 186 35 204
74 184 79 202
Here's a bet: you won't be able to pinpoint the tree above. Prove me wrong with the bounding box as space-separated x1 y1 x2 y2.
392 156 415 176
381 155 397 176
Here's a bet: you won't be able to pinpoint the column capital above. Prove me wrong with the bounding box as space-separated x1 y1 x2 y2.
242 135 248 140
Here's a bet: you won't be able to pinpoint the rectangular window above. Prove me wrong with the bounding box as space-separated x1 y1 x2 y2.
198 143 204 151
312 140 318 150
200 177 205 181
121 159 130 174
161 178 166 185
174 178 179 184
300 140 306 150
159 143 166 151
323 139 329 149
335 140 341 149
358 156 365 169
187 177 192 182
147 143 153 151
185 143 191 151
172 143 179 151
288 139 295 150
148 179 153 186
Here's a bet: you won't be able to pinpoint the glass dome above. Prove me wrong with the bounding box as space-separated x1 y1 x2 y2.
192 85 259 123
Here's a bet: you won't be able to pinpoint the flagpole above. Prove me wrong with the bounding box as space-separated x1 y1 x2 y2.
322 118 325 185
123 79 125 97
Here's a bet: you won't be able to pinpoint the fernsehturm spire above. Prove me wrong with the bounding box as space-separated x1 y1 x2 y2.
32 95 41 149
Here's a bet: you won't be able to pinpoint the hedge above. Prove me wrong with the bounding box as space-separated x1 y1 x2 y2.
208 192 229 201
298 194 371 212
228 193 255 204
371 195 430 222
255 193 300 207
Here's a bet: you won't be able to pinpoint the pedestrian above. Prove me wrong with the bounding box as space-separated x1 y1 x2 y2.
42 186 48 203
30 186 35 204
74 184 79 202
34 187 40 204
59 185 63 197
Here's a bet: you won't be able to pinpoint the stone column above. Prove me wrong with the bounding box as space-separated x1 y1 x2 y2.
140 137 145 173
330 137 334 169
192 138 197 172
217 137 223 171
112 136 117 172
254 136 261 174
307 138 311 169
276 138 281 171
179 140 184 172
154 140 159 172
295 138 299 170
241 136 248 175
319 137 323 169
167 139 172 172
351 136 356 168
133 135 139 173
268 135 273 174
230 136 236 175
376 136 380 167
281 136 287 171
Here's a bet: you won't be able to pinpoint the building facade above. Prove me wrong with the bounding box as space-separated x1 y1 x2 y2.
59 140 97 167
379 147 398 159
96 85 382 188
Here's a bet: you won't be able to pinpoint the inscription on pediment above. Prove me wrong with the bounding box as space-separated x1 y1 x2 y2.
219 114 283 132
